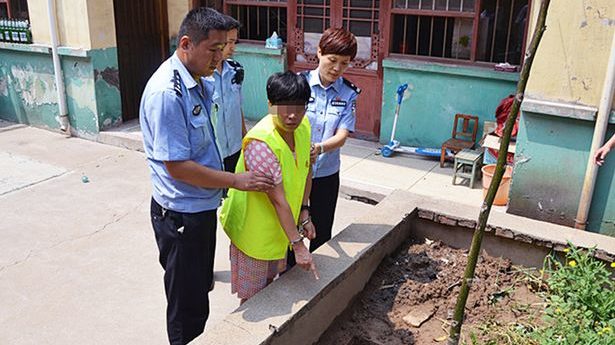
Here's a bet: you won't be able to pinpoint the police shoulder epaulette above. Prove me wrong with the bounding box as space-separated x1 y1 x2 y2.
227 59 244 85
226 58 243 69
342 77 361 94
172 69 182 97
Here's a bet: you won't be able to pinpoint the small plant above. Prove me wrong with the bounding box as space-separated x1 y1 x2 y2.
530 244 615 344
467 244 615 345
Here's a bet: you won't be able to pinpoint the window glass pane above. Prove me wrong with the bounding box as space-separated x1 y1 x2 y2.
476 0 528 64
435 0 448 11
448 0 461 11
394 0 420 10
304 7 323 16
351 0 375 7
303 32 322 55
450 17 472 59
230 5 287 42
462 0 475 12
420 0 434 10
349 10 373 19
304 18 323 32
390 14 470 61
349 20 372 37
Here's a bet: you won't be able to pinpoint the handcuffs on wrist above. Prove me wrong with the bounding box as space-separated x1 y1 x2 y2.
296 216 311 238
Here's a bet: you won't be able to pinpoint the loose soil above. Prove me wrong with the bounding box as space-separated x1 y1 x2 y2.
317 239 543 345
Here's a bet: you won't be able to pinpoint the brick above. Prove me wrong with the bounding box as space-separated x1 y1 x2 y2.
514 234 534 243
437 215 457 226
458 219 477 229
495 227 514 239
417 209 434 221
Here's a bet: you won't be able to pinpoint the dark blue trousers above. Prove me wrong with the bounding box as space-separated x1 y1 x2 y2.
150 198 217 345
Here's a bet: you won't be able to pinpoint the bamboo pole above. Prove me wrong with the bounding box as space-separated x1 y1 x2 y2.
446 1 551 344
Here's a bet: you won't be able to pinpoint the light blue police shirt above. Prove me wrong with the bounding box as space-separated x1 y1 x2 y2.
140 52 223 213
210 59 244 159
305 69 359 178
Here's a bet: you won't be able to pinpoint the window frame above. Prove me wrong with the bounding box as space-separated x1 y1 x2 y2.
386 0 531 67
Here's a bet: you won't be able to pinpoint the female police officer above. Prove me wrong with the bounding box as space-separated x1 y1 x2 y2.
289 28 360 267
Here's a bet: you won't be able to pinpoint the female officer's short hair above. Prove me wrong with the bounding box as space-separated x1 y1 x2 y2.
267 72 311 106
318 28 358 60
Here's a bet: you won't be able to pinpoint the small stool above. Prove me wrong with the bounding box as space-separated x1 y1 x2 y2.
452 148 484 188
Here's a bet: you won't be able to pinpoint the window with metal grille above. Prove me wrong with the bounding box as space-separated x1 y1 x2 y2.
390 0 529 66
226 0 287 42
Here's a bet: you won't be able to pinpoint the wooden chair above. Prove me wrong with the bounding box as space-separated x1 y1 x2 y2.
440 114 479 167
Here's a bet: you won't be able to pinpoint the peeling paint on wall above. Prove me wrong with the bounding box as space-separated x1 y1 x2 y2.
10 65 57 106
0 47 121 136
94 67 119 90
0 77 7 97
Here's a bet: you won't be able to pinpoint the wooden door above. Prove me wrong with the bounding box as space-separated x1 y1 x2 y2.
289 0 384 141
113 0 169 121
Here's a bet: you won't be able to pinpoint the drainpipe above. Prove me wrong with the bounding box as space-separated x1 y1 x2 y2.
47 0 70 134
574 31 615 230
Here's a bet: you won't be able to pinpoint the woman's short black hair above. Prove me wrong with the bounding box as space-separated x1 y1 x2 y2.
178 7 227 44
266 72 311 105
224 15 241 31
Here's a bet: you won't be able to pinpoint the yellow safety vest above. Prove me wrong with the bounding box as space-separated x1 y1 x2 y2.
220 114 311 260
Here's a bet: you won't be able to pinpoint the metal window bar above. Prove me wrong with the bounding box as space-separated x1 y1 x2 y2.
391 0 525 64
442 17 448 56
415 16 420 54
229 4 286 41
489 0 500 62
504 0 515 62
403 15 408 54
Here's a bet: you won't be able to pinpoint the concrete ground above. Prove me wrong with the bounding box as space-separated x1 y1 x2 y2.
0 120 486 344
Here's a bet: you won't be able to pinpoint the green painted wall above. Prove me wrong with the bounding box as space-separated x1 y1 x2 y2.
509 112 615 236
380 59 518 147
0 45 120 136
90 48 121 130
233 44 286 121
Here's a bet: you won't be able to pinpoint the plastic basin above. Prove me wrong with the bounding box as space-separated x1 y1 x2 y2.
481 164 513 206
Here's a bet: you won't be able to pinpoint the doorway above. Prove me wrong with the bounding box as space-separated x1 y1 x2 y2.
113 0 169 121
288 0 385 141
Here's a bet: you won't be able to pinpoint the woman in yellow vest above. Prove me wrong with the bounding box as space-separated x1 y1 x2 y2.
220 71 319 303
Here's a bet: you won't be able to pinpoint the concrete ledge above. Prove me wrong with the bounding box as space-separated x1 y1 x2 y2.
96 131 143 152
521 96 615 124
0 42 89 57
197 191 414 345
236 43 284 56
382 58 520 82
197 190 615 345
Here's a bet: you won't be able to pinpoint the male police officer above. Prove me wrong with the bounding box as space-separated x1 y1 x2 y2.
139 8 274 345
210 16 246 173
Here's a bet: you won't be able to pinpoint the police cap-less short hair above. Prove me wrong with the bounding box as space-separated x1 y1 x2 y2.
178 7 227 45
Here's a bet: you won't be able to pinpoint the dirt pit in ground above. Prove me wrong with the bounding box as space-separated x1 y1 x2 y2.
317 239 543 345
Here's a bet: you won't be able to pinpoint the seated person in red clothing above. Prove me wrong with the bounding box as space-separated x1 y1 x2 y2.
220 71 319 304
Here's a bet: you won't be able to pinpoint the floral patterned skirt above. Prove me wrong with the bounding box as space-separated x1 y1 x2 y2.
230 243 287 300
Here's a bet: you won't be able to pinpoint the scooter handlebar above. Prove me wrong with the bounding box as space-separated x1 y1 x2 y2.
396 83 408 105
